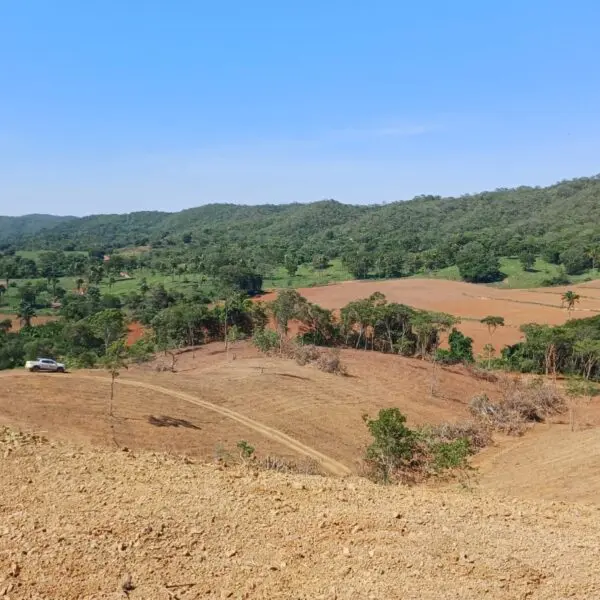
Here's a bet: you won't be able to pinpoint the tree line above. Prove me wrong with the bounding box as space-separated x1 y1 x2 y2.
3 271 600 383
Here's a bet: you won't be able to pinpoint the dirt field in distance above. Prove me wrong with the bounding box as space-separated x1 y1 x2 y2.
260 278 600 352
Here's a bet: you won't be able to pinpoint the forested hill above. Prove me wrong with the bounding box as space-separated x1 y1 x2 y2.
2 176 600 268
0 214 76 242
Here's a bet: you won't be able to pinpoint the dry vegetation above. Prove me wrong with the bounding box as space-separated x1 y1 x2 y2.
259 339 348 376
470 378 566 436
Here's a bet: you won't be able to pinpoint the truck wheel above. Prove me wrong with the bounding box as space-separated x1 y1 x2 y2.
57 367 65 373
31 366 40 372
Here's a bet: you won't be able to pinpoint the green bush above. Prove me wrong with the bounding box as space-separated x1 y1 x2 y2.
561 247 591 275
540 266 570 286
65 351 98 369
364 408 417 482
430 439 471 471
435 328 474 364
456 242 503 283
363 409 486 484
128 337 156 363
236 440 255 460
252 329 279 353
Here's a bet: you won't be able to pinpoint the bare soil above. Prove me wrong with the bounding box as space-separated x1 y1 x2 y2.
1 429 600 599
2 338 600 597
0 314 57 332
0 342 502 473
3 340 600 506
126 321 145 345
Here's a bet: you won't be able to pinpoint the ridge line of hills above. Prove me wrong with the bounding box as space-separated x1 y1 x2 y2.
1 175 599 257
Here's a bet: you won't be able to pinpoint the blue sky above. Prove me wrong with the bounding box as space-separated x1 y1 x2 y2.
1 1 600 216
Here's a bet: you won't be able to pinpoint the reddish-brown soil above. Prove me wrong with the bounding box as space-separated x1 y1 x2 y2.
0 313 57 332
3 339 599 504
126 320 146 345
0 342 502 474
259 279 600 352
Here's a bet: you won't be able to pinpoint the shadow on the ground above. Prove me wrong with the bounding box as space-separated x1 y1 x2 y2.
147 415 201 430
275 372 312 381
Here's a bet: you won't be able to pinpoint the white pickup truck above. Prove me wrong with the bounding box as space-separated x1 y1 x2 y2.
25 358 66 373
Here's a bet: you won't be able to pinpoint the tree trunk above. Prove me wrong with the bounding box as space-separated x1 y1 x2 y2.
430 358 438 398
585 358 595 380
570 406 575 432
386 324 394 353
109 373 115 415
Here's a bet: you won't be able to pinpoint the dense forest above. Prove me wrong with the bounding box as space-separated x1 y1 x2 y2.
2 175 600 284
0 214 76 240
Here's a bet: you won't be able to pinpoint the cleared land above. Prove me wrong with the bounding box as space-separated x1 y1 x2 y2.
2 341 600 598
2 341 600 505
0 313 57 332
0 343 501 473
261 278 600 352
1 428 600 599
474 423 600 504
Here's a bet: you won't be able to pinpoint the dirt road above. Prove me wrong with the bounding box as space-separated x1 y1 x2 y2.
73 373 352 476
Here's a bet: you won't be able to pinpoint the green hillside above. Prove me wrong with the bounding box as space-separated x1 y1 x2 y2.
2 175 600 288
0 214 76 242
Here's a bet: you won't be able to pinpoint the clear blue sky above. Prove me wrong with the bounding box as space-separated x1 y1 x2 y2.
1 1 600 216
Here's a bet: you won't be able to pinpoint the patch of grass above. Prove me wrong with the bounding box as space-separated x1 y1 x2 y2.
414 257 598 289
15 250 87 260
411 264 461 281
263 259 352 289
0 269 218 314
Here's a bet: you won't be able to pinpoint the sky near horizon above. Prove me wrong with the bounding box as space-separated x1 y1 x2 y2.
1 1 600 217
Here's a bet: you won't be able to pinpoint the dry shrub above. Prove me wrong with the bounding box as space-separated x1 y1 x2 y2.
470 378 566 436
469 394 527 435
425 421 492 450
315 348 347 375
278 341 347 375
465 363 498 382
292 344 321 366
258 455 324 476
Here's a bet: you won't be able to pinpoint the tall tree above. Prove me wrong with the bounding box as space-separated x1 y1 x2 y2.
101 340 129 447
269 289 306 353
455 242 503 283
0 258 17 289
89 309 127 353
561 291 581 318
586 245 600 273
480 315 505 367
17 301 36 328
0 318 12 334
283 253 299 277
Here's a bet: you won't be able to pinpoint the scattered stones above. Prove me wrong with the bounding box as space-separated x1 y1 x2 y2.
1 426 599 599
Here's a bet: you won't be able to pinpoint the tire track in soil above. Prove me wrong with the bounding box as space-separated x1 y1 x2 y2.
73 374 352 477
